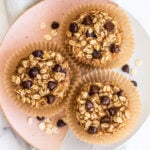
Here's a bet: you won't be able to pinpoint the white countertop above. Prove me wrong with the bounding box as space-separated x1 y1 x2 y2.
0 0 150 150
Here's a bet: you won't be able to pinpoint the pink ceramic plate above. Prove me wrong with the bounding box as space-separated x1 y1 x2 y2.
0 0 110 149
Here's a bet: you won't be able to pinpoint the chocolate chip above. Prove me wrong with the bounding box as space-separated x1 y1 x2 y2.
100 116 111 123
86 31 97 38
92 50 101 59
85 100 94 110
51 21 59 29
108 107 118 116
100 96 110 105
69 23 78 33
52 64 63 72
104 21 114 32
122 64 130 73
28 67 40 78
82 15 93 25
46 94 56 104
32 50 43 57
89 85 100 95
48 81 58 90
110 44 120 53
117 90 124 97
87 126 98 134
131 80 137 87
36 116 45 121
61 69 66 74
21 80 32 89
57 119 66 127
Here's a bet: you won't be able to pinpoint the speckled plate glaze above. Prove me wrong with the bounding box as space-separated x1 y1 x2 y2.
0 0 150 150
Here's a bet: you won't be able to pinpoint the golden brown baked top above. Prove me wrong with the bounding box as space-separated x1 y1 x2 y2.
66 10 122 65
76 82 130 134
11 49 71 108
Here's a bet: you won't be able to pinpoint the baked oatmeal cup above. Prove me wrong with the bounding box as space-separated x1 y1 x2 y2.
67 70 141 144
4 42 79 117
61 3 134 69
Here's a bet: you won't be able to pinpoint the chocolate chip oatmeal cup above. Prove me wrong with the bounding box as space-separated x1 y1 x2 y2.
4 42 79 117
60 3 134 69
66 70 141 144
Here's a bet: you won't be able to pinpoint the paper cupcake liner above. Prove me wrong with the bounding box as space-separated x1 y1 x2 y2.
66 70 141 144
4 42 80 117
60 3 134 69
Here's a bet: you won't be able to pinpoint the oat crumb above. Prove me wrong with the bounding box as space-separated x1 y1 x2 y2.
130 69 136 76
39 122 46 131
40 22 46 30
44 34 52 41
51 30 58 37
135 59 142 66
28 117 33 125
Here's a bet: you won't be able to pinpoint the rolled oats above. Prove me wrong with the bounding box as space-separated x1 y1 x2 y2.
44 34 52 41
85 120 92 130
101 123 109 128
130 69 136 76
125 110 130 119
27 117 33 125
75 82 130 135
11 49 71 108
38 117 59 134
66 10 122 66
135 59 142 67
39 122 46 131
51 30 58 37
40 22 46 30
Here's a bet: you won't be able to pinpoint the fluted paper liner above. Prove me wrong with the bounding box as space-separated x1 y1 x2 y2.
4 42 80 117
60 3 134 69
66 70 141 144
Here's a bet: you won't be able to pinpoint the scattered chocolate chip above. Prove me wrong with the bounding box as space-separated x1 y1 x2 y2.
21 80 32 89
87 126 98 134
32 50 43 57
100 116 111 123
36 116 45 121
100 96 110 105
82 15 93 25
117 90 124 97
85 100 94 110
51 21 59 29
131 80 137 87
89 85 100 95
69 22 78 33
92 50 101 59
46 94 56 104
104 21 114 32
86 31 97 38
57 119 66 127
28 67 40 78
52 64 63 72
48 81 58 90
122 64 130 73
108 107 118 116
110 44 120 53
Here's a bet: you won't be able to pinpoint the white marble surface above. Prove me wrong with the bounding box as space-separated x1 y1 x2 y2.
0 109 34 150
0 0 150 150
